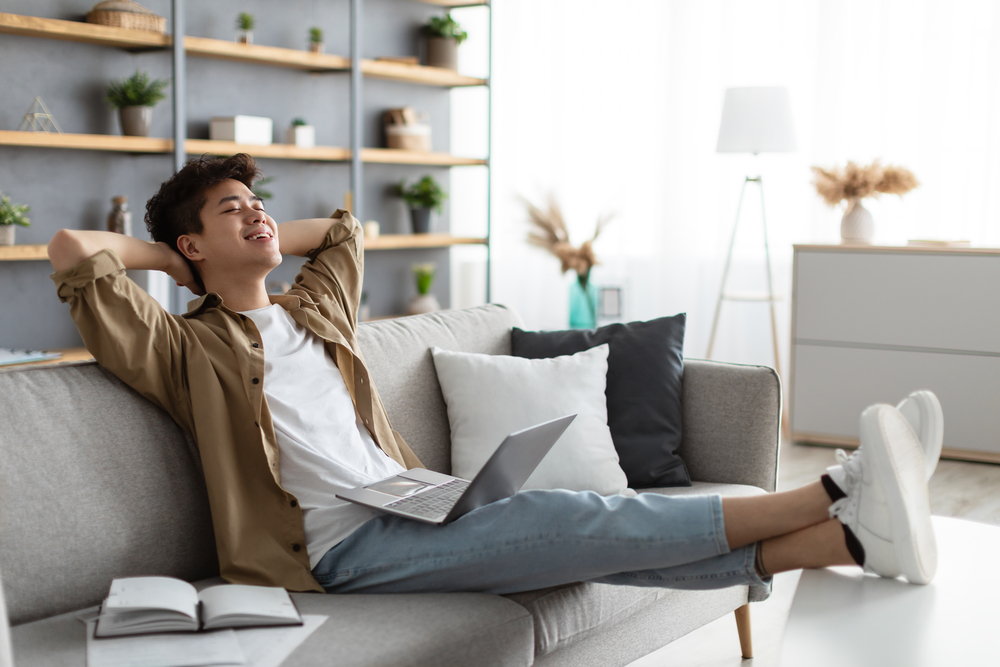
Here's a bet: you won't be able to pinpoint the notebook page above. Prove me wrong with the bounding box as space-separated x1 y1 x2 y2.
103 577 199 619
199 585 299 627
86 621 245 667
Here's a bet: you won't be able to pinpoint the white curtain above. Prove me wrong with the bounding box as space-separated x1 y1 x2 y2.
475 0 1000 374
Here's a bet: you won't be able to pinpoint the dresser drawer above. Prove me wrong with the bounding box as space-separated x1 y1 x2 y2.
791 343 1000 454
793 250 1000 354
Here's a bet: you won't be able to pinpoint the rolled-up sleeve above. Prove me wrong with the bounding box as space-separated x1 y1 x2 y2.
293 209 364 325
51 249 195 432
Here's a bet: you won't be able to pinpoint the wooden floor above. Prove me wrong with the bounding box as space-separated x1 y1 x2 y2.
628 439 1000 667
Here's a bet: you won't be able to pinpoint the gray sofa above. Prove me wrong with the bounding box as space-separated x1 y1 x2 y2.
0 304 781 667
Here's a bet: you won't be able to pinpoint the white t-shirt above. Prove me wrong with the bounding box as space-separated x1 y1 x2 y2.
241 304 405 569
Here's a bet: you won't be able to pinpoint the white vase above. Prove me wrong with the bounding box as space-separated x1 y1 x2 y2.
841 198 874 244
407 293 440 315
0 226 14 245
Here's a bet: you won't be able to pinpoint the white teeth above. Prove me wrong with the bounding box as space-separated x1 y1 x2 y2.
248 232 271 240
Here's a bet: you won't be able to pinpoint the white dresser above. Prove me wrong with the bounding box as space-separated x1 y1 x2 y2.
790 244 1000 462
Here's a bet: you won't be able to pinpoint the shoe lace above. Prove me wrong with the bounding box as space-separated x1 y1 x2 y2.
828 449 863 522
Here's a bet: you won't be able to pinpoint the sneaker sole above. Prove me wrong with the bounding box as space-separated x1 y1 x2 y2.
897 390 944 480
861 404 937 584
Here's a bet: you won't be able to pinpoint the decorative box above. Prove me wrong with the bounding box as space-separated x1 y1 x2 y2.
209 116 273 146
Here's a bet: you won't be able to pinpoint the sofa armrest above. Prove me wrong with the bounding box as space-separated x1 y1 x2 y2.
678 359 781 493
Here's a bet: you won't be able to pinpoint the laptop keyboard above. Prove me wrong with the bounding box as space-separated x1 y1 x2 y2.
385 479 470 519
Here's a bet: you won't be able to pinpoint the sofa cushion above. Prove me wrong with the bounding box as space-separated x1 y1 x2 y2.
511 314 689 488
0 363 218 626
503 481 765 657
11 589 534 667
357 304 524 475
430 344 629 495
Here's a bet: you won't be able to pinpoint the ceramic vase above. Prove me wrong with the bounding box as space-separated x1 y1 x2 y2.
569 276 598 329
120 106 152 137
410 208 431 234
309 42 324 53
237 30 253 44
0 226 14 246
841 198 874 244
426 37 458 70
408 293 440 315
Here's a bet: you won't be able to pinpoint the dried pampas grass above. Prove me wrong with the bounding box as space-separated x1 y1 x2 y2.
811 160 919 207
522 194 614 284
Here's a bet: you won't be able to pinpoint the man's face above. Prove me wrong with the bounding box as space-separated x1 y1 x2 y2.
181 178 281 278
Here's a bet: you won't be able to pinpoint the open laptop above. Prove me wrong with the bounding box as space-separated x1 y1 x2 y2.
337 414 576 524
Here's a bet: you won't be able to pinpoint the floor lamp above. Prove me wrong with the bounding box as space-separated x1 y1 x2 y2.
706 87 797 434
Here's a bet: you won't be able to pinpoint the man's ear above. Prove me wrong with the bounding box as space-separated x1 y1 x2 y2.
176 234 204 263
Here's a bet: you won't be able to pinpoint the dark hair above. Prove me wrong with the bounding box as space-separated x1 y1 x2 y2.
144 153 261 291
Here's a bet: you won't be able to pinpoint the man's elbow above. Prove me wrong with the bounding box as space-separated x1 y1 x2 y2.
48 229 90 272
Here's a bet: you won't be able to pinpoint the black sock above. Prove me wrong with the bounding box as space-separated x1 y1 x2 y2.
841 524 866 566
821 474 846 502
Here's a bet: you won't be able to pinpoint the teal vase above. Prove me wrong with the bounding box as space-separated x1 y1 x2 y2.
568 276 598 329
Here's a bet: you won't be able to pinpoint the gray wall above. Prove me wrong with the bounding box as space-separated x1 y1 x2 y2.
0 0 455 348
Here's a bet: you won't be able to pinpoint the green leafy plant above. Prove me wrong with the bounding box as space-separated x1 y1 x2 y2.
237 12 255 31
423 13 468 45
0 192 30 227
105 71 169 109
291 118 307 127
309 27 323 44
395 176 447 213
412 263 435 295
252 176 275 201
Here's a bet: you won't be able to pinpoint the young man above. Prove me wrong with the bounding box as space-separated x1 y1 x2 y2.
49 154 940 597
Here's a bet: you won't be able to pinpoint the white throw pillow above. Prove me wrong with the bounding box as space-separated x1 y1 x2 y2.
430 344 632 496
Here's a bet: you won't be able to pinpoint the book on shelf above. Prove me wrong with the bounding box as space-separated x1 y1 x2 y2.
0 348 61 366
95 576 303 638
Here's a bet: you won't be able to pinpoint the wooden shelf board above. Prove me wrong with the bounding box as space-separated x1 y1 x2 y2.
361 59 486 87
364 234 486 250
0 244 47 261
361 148 486 166
0 130 172 153
0 12 170 49
185 139 351 162
0 347 94 371
184 36 350 71
419 1 489 6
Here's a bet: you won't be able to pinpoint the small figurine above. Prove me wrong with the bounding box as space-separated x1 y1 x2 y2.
107 196 131 236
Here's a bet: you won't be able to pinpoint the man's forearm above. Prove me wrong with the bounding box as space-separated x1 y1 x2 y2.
48 229 174 273
277 218 343 257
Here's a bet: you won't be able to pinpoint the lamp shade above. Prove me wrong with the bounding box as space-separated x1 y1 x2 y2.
716 87 797 154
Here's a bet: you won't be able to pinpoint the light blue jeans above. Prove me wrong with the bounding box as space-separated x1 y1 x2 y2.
312 489 767 594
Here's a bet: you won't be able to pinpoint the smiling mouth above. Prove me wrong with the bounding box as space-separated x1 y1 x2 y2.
245 231 273 241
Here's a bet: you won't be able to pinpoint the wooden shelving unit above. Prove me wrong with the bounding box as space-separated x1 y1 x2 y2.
360 148 486 166
0 347 94 370
0 245 47 261
364 234 486 250
0 130 172 154
184 139 351 162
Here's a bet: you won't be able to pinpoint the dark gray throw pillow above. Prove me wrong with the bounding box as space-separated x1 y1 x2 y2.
511 314 689 488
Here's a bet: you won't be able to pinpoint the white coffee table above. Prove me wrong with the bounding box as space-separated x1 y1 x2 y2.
779 516 1000 666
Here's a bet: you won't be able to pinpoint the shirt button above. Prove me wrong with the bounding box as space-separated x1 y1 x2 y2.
360 377 364 384
240 314 247 321
290 500 297 508
364 418 369 425
253 343 259 348
252 378 260 384
292 543 301 552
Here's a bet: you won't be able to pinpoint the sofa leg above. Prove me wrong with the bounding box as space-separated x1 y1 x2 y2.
734 604 753 659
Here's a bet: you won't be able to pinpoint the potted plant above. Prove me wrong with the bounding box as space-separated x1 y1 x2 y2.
395 176 447 234
407 263 440 314
236 12 255 44
106 71 169 137
421 13 467 70
0 192 30 246
812 160 919 243
309 27 324 53
286 118 315 148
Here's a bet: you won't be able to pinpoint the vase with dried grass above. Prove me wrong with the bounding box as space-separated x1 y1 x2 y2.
523 195 614 329
811 161 919 244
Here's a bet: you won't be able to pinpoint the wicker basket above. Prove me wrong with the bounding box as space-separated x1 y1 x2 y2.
86 0 166 33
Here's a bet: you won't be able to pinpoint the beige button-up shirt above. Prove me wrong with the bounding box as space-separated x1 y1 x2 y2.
51 210 423 592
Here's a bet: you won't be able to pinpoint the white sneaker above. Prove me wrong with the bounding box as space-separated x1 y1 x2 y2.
828 404 937 584
827 390 943 493
896 390 944 480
